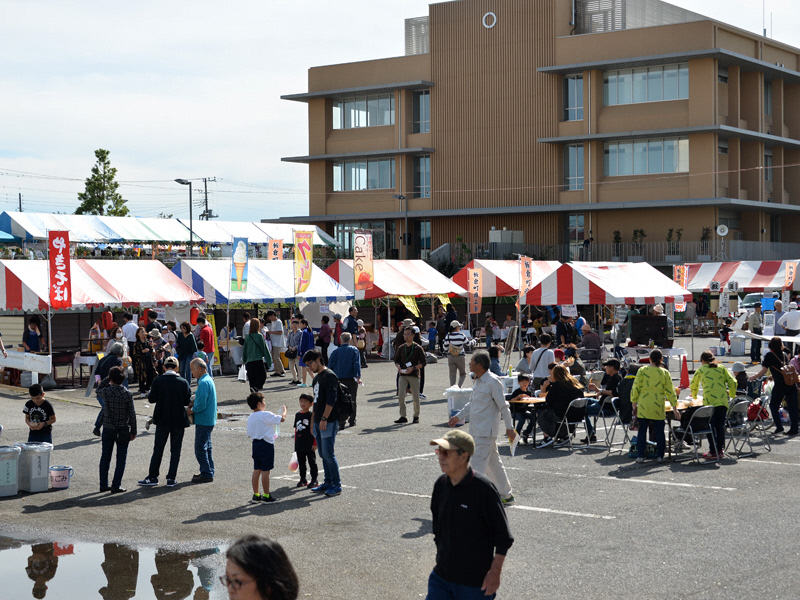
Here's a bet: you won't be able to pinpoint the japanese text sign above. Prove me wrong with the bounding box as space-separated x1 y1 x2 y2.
468 268 483 315
49 231 71 309
519 257 533 297
268 240 283 260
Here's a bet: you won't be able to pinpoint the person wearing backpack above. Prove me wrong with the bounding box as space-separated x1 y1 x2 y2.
328 332 361 429
303 349 343 497
749 337 799 436
443 321 468 387
529 334 556 388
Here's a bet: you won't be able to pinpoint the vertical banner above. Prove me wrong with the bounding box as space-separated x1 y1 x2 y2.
268 239 283 260
519 257 533 299
673 265 688 312
398 295 421 318
294 231 314 295
468 268 483 315
785 262 797 291
353 229 374 291
231 237 249 293
48 231 71 309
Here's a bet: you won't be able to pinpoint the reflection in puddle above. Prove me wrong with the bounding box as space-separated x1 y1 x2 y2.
0 536 223 599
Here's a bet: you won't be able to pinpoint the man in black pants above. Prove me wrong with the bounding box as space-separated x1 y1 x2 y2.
137 356 192 488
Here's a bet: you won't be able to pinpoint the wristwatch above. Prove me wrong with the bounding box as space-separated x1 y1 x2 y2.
321 417 328 421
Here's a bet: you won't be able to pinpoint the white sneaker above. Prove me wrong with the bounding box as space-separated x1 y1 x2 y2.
635 457 645 463
656 457 664 464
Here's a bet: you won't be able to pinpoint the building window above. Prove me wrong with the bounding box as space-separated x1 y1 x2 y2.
413 90 430 133
332 159 395 191
603 138 689 176
564 144 584 190
718 67 728 84
765 152 773 182
603 63 688 106
332 94 395 129
334 221 393 259
764 81 773 116
414 220 431 259
563 75 584 121
565 213 585 261
413 155 431 198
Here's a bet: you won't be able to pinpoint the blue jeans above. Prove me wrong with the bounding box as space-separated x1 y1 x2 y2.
486 334 492 349
180 355 193 385
636 417 665 459
426 570 495 600
313 421 340 488
584 398 614 436
99 427 130 489
194 424 215 478
149 425 185 480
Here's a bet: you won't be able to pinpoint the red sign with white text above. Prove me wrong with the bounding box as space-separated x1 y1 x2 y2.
49 231 72 309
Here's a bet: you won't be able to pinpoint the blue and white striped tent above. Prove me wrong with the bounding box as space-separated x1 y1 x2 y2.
172 259 353 305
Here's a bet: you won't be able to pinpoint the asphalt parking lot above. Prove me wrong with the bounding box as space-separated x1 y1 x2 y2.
1 336 798 599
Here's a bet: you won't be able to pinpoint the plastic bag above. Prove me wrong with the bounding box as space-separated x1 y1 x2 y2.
238 363 247 382
288 451 299 473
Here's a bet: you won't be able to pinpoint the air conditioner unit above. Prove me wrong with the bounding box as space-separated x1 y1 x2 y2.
727 281 739 292
710 281 721 292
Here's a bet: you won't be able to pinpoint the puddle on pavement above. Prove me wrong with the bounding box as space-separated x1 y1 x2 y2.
0 537 225 599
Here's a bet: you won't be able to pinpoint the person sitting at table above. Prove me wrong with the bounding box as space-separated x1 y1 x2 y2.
631 349 679 463
530 334 555 388
539 363 557 396
581 359 623 443
616 363 638 427
515 346 534 375
23 315 44 352
577 324 602 351
537 365 585 448
489 346 503 376
510 374 536 444
563 345 586 384
689 351 738 459
731 361 748 393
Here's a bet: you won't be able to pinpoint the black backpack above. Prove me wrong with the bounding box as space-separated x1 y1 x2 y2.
337 381 355 418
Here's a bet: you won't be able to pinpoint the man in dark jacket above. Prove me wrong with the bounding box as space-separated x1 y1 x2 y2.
137 356 192 488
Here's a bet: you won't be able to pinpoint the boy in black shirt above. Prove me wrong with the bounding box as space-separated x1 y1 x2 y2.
24 384 56 444
294 394 318 488
510 374 536 444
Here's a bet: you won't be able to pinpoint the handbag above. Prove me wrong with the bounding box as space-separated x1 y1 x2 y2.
285 348 298 359
357 339 366 350
780 364 800 386
747 400 769 421
238 363 247 382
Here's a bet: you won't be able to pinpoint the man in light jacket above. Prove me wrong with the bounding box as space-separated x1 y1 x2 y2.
448 349 517 505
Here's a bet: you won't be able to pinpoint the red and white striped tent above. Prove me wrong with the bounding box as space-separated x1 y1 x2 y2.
521 262 693 306
451 259 561 297
325 259 467 301
684 260 799 293
0 259 204 313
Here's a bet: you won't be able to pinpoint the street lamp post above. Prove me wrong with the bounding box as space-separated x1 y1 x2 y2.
175 179 193 257
393 194 408 259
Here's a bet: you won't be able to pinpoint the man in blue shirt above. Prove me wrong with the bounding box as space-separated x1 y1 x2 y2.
328 332 361 428
188 358 217 483
342 306 359 341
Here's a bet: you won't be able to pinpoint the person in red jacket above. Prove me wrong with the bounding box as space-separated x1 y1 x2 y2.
196 316 215 373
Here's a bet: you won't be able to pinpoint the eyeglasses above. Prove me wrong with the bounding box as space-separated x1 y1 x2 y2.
435 447 463 457
219 575 255 591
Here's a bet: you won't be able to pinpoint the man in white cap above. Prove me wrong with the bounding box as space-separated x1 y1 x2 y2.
448 349 517 505
779 301 800 353
427 429 513 598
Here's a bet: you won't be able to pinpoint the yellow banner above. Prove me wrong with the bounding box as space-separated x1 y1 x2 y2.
398 295 421 318
268 240 283 260
294 231 314 294
468 268 483 315
436 294 450 309
353 230 374 291
519 256 533 297
207 314 221 370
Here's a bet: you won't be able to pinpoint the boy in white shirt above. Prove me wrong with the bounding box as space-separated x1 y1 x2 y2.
246 392 286 504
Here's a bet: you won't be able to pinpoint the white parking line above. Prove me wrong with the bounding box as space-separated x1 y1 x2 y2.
510 505 616 520
506 467 736 491
339 454 432 470
739 459 800 467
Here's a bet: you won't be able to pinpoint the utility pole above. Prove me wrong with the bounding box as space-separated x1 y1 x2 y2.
201 177 217 220
18 192 22 212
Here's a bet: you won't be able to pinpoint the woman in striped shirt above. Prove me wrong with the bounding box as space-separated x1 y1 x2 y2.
443 321 468 387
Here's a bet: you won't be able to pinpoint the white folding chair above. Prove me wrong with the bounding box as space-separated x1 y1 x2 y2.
725 399 754 458
606 397 632 454
672 405 718 464
553 398 589 450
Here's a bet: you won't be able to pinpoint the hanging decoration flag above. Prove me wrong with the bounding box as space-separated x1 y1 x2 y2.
519 256 533 300
398 295 421 318
468 268 483 315
673 265 688 312
268 239 284 260
294 231 314 294
231 237 249 293
436 293 450 309
353 230 374 291
48 231 72 309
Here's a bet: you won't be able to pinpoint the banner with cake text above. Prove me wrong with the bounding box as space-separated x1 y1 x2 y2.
267 239 283 260
353 230 374 291
468 268 483 315
48 231 71 309
294 231 314 295
230 237 249 293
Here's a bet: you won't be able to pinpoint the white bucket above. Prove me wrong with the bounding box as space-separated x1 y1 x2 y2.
49 465 74 489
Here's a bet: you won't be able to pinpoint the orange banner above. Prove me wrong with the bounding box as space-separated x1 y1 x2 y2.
673 265 688 311
468 268 483 315
353 230 374 291
519 256 533 298
294 231 314 294
785 262 797 290
267 239 283 260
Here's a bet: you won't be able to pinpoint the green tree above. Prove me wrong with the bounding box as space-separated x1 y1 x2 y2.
75 149 130 216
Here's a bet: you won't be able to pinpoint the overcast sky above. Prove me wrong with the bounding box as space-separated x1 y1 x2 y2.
1 0 798 223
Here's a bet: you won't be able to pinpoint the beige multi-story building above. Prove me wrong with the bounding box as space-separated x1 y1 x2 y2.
279 0 800 266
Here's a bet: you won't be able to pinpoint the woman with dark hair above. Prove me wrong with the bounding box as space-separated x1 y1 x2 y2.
690 351 738 458
749 337 799 436
132 327 156 396
318 315 332 365
222 535 299 600
243 318 272 392
175 322 198 384
631 349 679 463
297 319 316 388
23 315 43 352
537 364 584 448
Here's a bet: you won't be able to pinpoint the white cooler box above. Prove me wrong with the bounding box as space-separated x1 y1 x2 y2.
730 335 747 356
15 442 53 493
445 387 472 424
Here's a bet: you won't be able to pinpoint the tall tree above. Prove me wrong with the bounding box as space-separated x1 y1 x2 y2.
75 149 130 216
